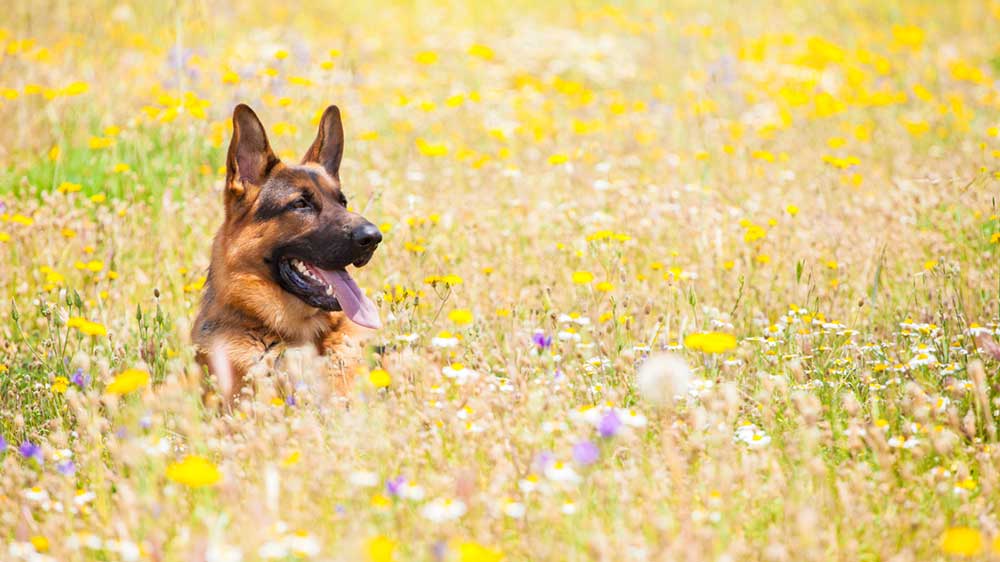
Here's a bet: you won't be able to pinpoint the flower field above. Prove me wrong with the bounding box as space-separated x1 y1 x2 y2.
3 0 1000 560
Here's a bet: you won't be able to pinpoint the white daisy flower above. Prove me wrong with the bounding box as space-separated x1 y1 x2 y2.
24 487 49 502
887 435 919 449
399 482 425 501
442 363 478 384
908 353 937 368
502 499 526 518
348 471 380 488
420 498 467 522
558 313 591 326
544 461 581 484
519 474 542 493
558 329 582 342
431 331 459 348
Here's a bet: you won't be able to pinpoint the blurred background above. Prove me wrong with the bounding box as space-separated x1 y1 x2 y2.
2 0 999 200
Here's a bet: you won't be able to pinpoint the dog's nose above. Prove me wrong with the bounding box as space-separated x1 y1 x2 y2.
351 222 382 248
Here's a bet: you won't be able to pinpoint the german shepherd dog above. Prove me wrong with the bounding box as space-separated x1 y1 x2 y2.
192 104 381 404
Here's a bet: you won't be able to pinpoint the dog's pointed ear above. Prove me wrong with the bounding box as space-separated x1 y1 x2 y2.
226 104 279 197
302 105 344 179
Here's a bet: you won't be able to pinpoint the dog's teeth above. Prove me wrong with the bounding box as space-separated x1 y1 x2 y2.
325 286 334 295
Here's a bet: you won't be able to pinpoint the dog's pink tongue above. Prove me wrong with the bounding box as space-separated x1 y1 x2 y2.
317 268 381 329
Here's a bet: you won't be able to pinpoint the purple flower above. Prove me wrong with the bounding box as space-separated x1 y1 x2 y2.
598 410 622 438
0 200 6 214
532 331 552 350
431 540 448 562
71 368 90 389
57 460 76 476
285 394 297 407
572 440 600 465
386 476 406 497
19 441 42 463
534 450 555 472
0 435 6 453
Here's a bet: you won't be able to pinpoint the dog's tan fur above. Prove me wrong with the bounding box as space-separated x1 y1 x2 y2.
192 104 374 404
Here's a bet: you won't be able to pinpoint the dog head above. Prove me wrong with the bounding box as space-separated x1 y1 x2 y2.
216 104 381 330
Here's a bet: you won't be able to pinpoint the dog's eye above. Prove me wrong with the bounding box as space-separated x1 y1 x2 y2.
289 196 313 211
337 193 348 207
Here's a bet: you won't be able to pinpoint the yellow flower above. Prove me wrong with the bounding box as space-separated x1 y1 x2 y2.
547 153 569 165
414 50 438 65
366 535 397 562
63 81 89 96
88 136 114 150
274 48 289 60
941 527 983 557
743 225 766 243
183 276 207 293
281 451 301 467
30 536 49 553
990 232 1000 244
90 193 107 203
924 260 938 271
166 455 222 488
785 204 799 216
404 242 426 254
684 332 738 354
370 493 392 508
425 274 463 286
369 369 391 388
416 138 448 157
105 368 149 395
112 163 131 173
51 376 69 394
595 281 614 292
902 119 929 137
86 260 104 272
222 70 240 84
468 44 495 60
67 316 107 337
448 309 474 325
572 271 594 284
11 214 34 226
48 145 60 161
456 541 504 562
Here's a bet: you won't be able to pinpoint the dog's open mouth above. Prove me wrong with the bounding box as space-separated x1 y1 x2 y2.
276 257 381 329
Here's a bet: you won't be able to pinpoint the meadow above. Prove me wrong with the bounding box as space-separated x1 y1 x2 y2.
2 0 1000 560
